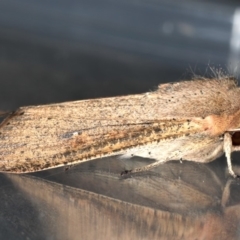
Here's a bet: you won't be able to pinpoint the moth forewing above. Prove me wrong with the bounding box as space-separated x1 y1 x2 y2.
0 77 240 177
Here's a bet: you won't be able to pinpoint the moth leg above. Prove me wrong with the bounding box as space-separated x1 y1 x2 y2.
121 161 163 175
224 133 238 178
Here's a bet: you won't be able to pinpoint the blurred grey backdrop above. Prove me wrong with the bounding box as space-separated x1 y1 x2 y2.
0 0 239 110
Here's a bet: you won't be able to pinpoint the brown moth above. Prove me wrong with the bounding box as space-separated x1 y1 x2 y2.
0 76 240 177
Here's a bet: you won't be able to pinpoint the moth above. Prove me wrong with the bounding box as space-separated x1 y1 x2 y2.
0 76 240 177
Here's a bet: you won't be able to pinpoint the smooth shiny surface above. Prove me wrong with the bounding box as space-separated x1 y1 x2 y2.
1 155 240 239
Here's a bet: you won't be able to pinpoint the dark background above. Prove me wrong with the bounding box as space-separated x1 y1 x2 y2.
0 0 239 110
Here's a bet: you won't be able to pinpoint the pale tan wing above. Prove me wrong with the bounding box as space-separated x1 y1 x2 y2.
0 98 204 173
0 77 239 173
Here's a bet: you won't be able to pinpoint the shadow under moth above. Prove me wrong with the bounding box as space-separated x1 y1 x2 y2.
0 76 240 177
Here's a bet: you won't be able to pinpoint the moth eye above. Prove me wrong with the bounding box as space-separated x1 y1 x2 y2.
232 132 240 146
